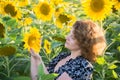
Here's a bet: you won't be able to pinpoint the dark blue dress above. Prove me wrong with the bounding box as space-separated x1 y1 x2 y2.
47 52 93 80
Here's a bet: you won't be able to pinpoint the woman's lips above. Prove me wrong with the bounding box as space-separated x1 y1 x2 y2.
65 41 69 44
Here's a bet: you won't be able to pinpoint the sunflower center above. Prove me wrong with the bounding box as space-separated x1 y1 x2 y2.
90 0 104 12
0 23 5 38
118 0 120 2
40 3 50 15
1 46 16 56
59 14 70 24
28 35 36 47
4 4 17 17
46 44 50 49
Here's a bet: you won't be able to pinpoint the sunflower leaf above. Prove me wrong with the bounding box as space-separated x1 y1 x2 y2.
112 70 118 79
6 18 18 27
41 73 58 80
38 64 45 76
13 76 30 80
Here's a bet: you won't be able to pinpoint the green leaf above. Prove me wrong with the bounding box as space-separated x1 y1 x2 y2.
96 57 106 65
6 18 18 27
38 64 45 76
112 70 118 79
2 16 11 21
51 41 64 49
41 73 58 80
52 34 66 42
38 64 58 80
14 76 30 80
117 46 120 52
108 64 117 69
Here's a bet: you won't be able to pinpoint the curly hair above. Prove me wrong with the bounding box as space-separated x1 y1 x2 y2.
73 20 106 62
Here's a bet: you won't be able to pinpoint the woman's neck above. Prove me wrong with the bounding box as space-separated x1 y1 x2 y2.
70 50 81 59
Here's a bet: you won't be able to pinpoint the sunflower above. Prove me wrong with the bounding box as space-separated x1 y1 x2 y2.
44 39 51 54
0 45 16 56
54 7 64 17
113 0 120 10
55 13 76 29
82 0 113 21
24 17 33 26
17 0 30 7
23 27 41 53
51 0 63 6
0 22 5 38
0 1 22 19
33 1 54 21
0 1 5 14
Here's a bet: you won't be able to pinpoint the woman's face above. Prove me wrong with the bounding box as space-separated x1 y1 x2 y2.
65 28 80 51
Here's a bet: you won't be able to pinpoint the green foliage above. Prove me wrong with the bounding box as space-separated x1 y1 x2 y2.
92 10 120 80
0 0 120 80
38 64 58 80
14 76 30 80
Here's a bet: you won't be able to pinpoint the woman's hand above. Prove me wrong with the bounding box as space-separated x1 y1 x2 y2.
30 48 41 61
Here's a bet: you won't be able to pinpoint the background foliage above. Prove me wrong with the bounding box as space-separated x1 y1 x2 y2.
0 0 120 80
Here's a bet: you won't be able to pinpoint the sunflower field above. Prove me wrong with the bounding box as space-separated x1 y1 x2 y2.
0 0 120 80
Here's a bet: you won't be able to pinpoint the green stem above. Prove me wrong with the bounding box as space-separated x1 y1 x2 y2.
4 25 8 44
102 66 105 80
5 57 10 77
0 72 7 77
9 60 20 73
42 48 51 62
94 70 103 79
102 41 115 56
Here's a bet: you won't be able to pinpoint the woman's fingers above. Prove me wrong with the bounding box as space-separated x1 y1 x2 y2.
30 48 41 60
30 48 35 56
30 48 34 54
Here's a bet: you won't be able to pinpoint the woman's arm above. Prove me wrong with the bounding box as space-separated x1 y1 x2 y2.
30 48 49 80
57 72 72 80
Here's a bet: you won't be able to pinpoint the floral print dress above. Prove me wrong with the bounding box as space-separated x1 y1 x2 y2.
47 52 93 80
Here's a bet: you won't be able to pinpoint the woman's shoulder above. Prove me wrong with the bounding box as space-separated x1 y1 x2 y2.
67 56 93 70
79 56 93 68
64 56 93 80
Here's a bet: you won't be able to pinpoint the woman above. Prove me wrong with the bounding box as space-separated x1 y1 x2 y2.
30 20 106 80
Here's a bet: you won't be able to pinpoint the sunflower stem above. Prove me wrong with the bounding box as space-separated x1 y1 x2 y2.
102 40 115 56
5 57 10 77
42 48 51 62
4 25 8 44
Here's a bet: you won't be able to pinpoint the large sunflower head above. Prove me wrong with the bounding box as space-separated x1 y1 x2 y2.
44 39 51 54
82 0 113 21
23 27 41 53
113 0 120 10
0 1 22 19
55 13 76 29
0 22 5 38
33 1 54 21
0 45 16 56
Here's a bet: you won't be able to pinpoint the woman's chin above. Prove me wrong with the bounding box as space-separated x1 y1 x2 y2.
65 43 68 48
65 43 69 49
